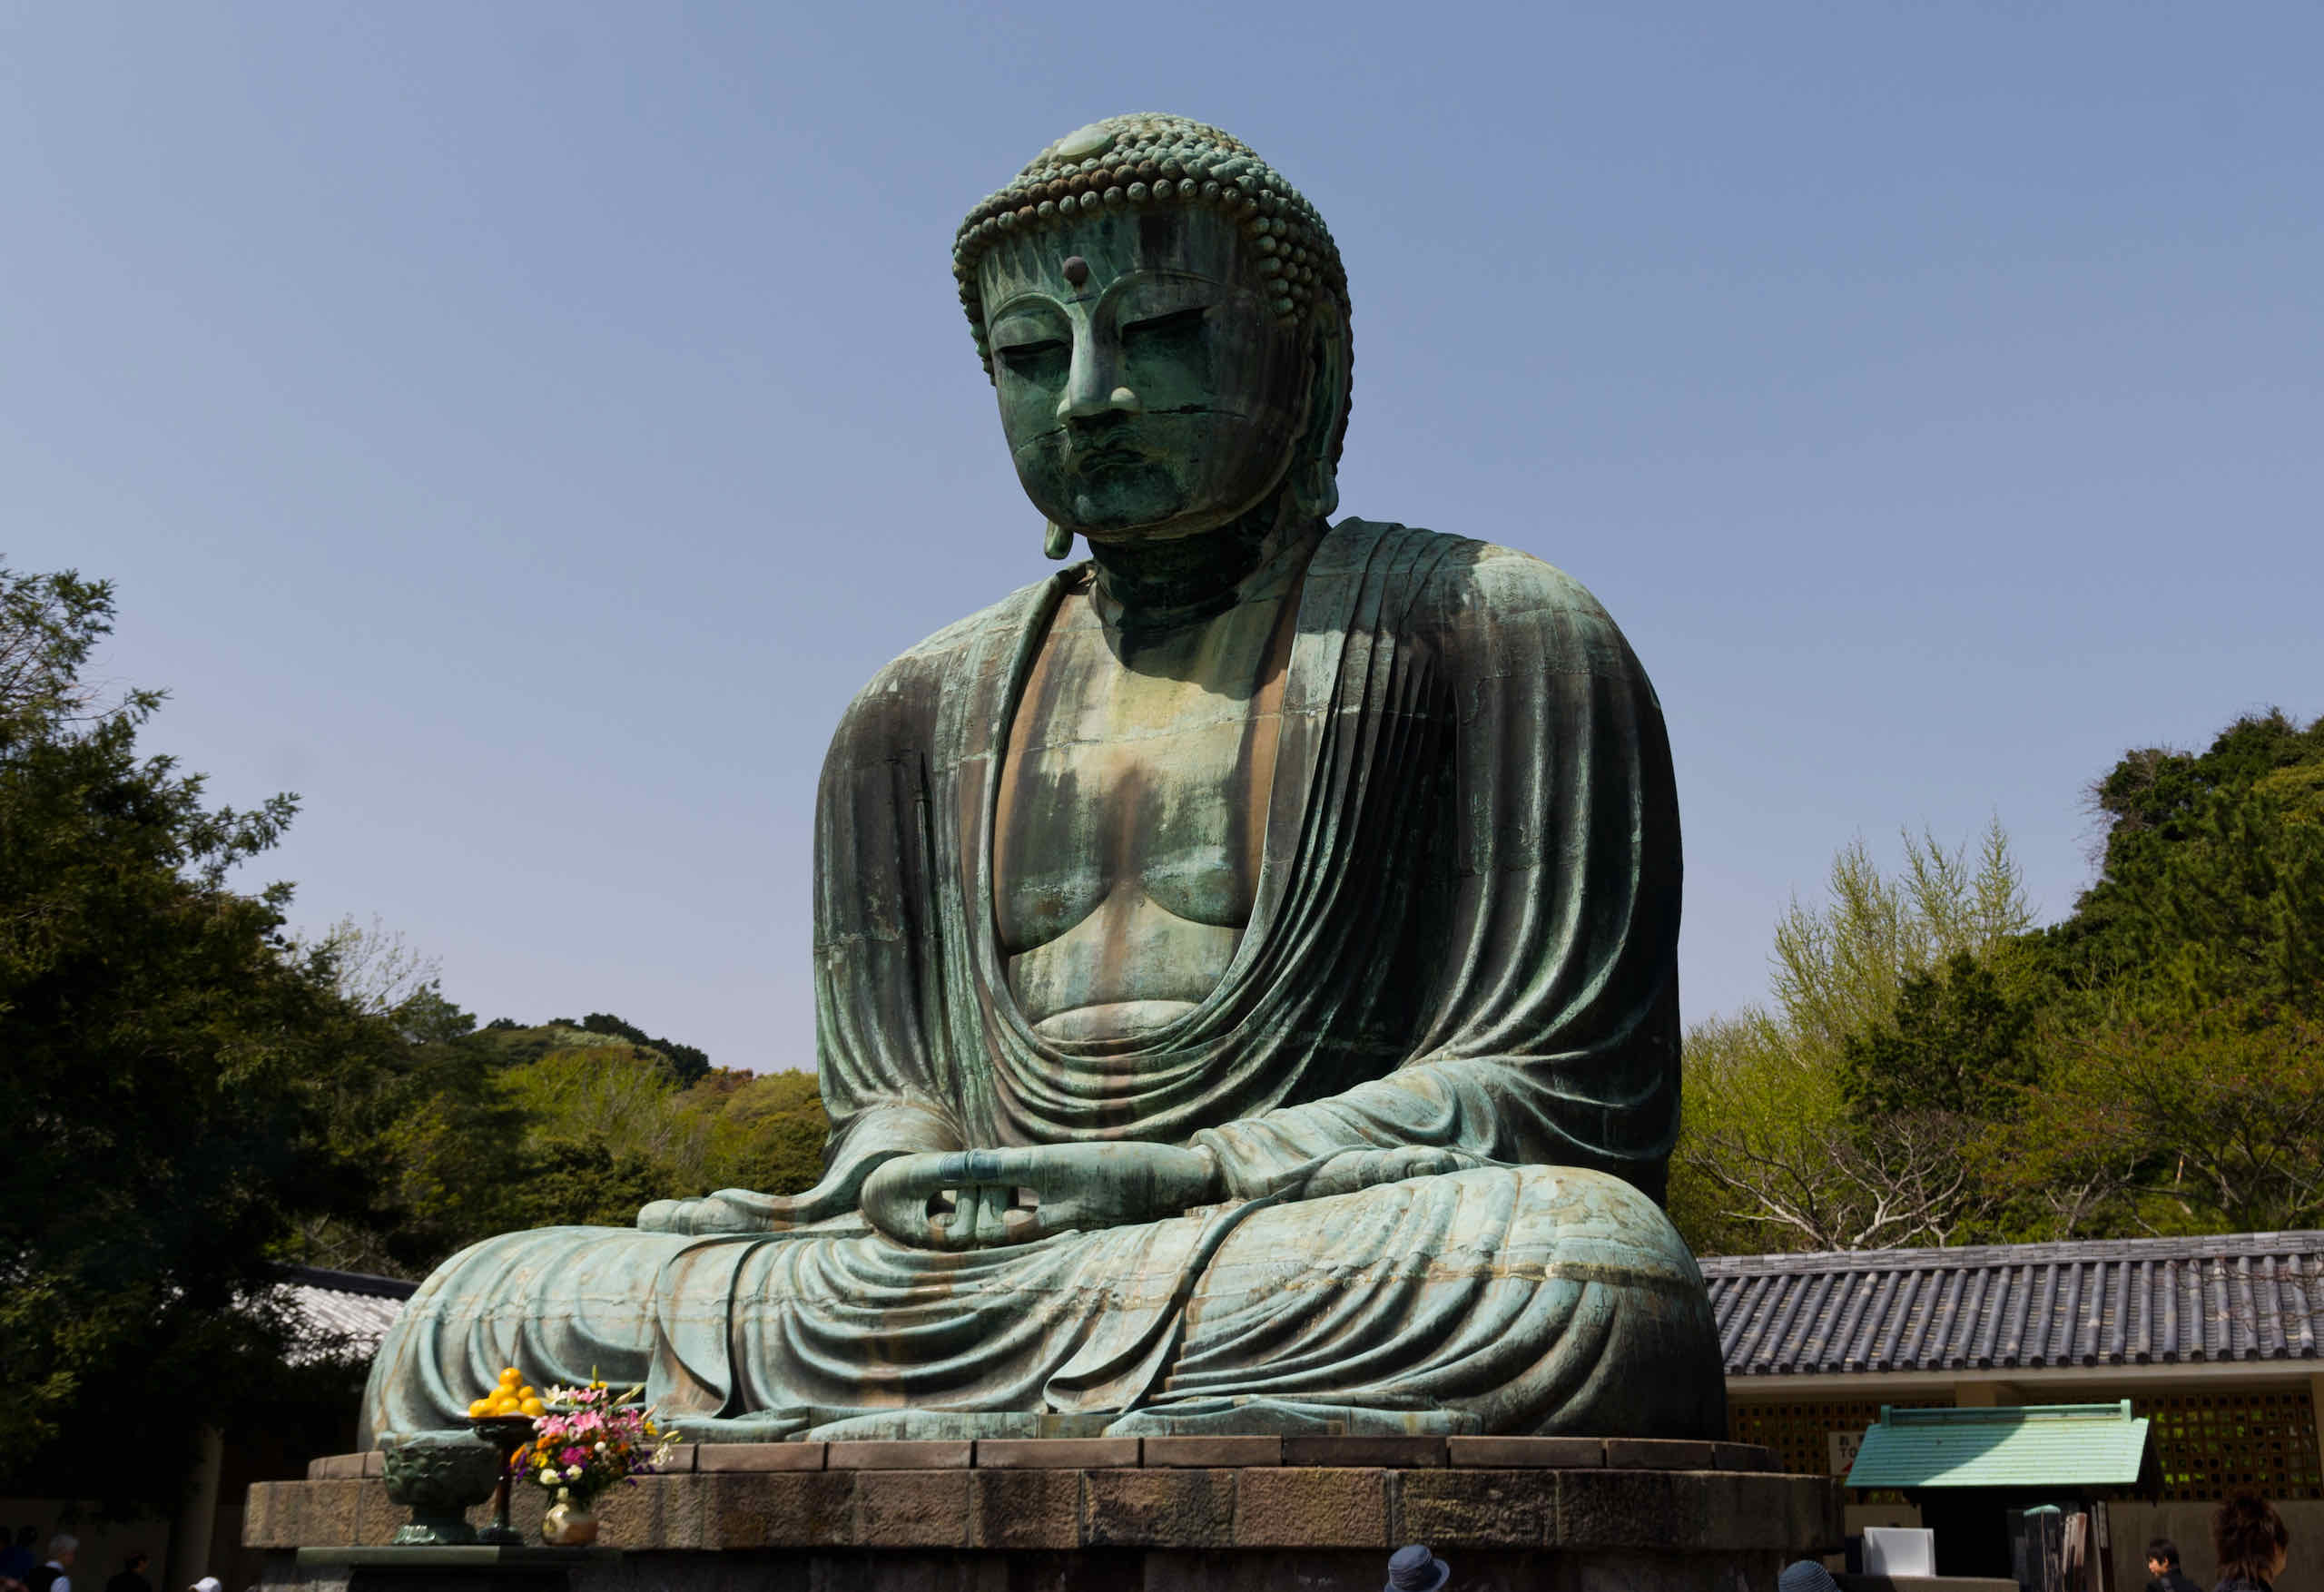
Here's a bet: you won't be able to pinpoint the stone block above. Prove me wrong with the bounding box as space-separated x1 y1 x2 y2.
855 1468 971 1548
504 1480 547 1539
1394 1467 1556 1548
1708 1471 1807 1552
703 1469 854 1549
827 1439 972 1469
1789 1470 1844 1553
594 1475 665 1549
353 1479 400 1547
695 1441 828 1471
1447 1435 1604 1469
308 1451 364 1480
302 1478 361 1546
362 1450 386 1478
970 1467 1083 1549
654 1473 709 1549
241 1482 290 1547
1558 1467 1707 1550
976 1436 1139 1469
1605 1437 1718 1470
1082 1467 1236 1550
1714 1440 1773 1471
658 1442 699 1474
1235 1467 1387 1548
1141 1434 1281 1468
1283 1434 1444 1469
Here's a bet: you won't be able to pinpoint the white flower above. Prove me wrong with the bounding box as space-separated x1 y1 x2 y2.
566 1464 586 1481
537 1472 555 1488
594 1442 606 1453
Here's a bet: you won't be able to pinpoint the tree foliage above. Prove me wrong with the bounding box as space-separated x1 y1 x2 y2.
0 558 829 1510
1670 822 2031 1253
288 984 829 1276
0 563 367 1505
1674 709 2324 1257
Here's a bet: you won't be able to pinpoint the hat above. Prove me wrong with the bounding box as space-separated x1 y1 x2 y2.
192 1579 223 1592
1777 1561 1840 1592
1385 1543 1451 1592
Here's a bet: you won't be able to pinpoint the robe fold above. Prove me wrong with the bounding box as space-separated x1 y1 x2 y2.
361 520 1724 1443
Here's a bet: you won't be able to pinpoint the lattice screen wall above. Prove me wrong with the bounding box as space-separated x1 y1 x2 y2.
2135 1390 2324 1502
1729 1397 1955 1477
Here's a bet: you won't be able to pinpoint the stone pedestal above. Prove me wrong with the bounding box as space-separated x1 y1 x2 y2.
249 1436 1840 1592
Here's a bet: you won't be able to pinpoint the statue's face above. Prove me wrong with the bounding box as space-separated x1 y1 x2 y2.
978 208 1312 543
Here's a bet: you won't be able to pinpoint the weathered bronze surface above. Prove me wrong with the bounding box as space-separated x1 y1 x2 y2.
364 113 1725 1446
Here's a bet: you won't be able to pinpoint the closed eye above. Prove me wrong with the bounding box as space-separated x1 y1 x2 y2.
1122 306 1207 345
998 339 1068 379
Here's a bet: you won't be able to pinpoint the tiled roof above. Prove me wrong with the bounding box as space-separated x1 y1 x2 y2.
281 1265 415 1363
1704 1231 2324 1377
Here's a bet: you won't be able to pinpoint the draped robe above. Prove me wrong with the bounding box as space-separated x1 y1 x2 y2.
361 520 1727 1443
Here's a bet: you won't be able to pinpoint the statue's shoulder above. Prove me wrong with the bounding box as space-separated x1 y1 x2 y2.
1325 518 1620 632
828 572 1060 751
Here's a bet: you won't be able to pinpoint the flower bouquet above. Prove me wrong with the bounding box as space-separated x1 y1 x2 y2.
511 1378 677 1545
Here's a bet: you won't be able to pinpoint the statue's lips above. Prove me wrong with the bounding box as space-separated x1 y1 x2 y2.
1068 443 1147 476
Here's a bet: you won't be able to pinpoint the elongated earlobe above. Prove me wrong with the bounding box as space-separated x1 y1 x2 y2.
1289 311 1351 522
1043 521 1074 560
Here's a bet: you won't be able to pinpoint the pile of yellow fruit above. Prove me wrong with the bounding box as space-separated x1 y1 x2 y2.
467 1367 547 1420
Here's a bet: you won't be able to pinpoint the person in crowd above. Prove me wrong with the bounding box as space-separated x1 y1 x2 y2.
100 1552 151 1592
0 1528 35 1587
2149 1536 2203 1592
25 1533 75 1592
2212 1495 2290 1592
1778 1562 1842 1592
1383 1544 1450 1592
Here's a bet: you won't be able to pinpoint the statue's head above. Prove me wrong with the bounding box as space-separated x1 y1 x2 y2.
953 113 1353 553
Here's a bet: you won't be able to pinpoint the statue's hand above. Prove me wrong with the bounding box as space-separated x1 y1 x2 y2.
861 1142 1224 1251
637 1163 863 1235
1301 1146 1492 1201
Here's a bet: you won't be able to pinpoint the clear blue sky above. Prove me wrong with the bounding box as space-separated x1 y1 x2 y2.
7 4 2318 1070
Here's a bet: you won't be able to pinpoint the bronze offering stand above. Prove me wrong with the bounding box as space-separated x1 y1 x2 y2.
469 1414 538 1546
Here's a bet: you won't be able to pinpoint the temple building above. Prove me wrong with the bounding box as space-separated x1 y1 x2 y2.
1711 1230 2324 1586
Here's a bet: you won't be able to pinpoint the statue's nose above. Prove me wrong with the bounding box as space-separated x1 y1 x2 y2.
1057 336 1144 423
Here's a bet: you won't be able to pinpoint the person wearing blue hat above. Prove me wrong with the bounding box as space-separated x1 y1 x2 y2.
1778 1560 1841 1592
1384 1543 1451 1592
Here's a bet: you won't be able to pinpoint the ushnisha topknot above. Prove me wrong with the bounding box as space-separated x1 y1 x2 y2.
952 113 1351 382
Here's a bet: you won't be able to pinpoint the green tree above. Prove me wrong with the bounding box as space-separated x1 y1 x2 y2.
1839 950 2039 1120
2001 1001 2324 1236
0 562 370 1506
1670 821 2031 1254
576 1011 713 1084
2034 709 2324 1012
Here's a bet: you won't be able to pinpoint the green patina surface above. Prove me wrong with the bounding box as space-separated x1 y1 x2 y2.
1846 1402 2153 1489
363 113 1725 1447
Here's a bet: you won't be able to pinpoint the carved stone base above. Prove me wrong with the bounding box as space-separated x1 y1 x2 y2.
249 1437 1840 1592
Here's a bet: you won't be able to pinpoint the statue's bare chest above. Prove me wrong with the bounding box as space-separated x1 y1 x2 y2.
993 584 1296 1034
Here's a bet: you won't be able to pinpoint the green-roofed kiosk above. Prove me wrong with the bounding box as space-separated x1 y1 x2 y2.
1846 1402 2157 1587
1847 1403 2154 1493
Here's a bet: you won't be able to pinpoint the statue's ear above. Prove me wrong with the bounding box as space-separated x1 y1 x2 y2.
1290 304 1351 522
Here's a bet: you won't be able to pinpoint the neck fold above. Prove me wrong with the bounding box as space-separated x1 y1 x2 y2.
1086 496 1319 631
